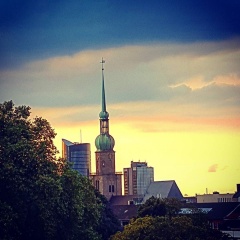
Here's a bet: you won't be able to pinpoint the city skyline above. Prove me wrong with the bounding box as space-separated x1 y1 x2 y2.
0 1 240 196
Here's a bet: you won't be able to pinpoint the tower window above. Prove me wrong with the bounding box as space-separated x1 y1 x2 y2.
109 185 111 192
101 121 108 134
96 180 99 190
112 185 115 192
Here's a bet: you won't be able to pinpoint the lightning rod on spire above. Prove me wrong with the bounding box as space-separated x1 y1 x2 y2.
100 57 105 70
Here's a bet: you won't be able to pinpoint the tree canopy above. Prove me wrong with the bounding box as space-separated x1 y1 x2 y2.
0 100 120 240
111 215 229 240
112 196 229 240
137 196 182 219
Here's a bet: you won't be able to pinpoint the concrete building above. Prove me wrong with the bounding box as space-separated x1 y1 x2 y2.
196 192 234 203
124 161 154 196
196 184 240 203
62 139 91 177
90 59 122 200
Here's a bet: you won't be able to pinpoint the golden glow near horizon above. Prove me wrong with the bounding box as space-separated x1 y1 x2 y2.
54 121 240 196
32 101 240 197
4 40 240 197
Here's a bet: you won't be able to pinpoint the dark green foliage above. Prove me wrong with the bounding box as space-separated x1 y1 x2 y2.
137 196 182 219
0 101 120 240
187 207 209 228
94 190 122 240
138 196 166 218
111 216 230 240
114 197 229 240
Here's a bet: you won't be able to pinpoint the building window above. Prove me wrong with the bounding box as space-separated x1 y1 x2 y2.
96 180 99 190
109 185 111 192
112 185 115 192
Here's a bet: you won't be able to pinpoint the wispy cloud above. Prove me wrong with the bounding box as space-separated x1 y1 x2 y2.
1 39 239 135
208 164 218 172
1 39 240 107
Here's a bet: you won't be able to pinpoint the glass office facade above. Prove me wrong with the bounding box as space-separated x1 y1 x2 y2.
136 165 154 195
124 161 154 196
62 139 91 177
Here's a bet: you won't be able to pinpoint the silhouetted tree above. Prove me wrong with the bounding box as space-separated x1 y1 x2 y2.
0 101 119 240
95 189 122 240
138 196 182 219
111 215 230 240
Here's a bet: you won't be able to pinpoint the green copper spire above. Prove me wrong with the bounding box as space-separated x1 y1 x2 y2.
102 64 106 112
95 58 115 151
99 58 109 119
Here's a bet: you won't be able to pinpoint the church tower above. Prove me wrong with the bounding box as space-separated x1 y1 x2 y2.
91 59 122 199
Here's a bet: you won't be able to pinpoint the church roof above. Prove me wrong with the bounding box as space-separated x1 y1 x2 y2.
233 191 240 199
182 202 240 220
109 195 140 206
143 180 183 202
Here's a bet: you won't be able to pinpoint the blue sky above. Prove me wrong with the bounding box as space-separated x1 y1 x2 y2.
1 0 240 69
1 1 240 195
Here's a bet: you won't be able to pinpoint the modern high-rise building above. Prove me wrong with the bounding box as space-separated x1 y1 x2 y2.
90 59 122 200
62 139 91 177
124 161 154 196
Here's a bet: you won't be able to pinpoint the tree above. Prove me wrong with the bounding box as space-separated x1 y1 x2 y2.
94 189 122 240
111 216 230 240
0 101 108 240
163 198 182 219
117 197 230 240
137 196 166 218
187 207 209 228
56 167 101 240
137 196 182 219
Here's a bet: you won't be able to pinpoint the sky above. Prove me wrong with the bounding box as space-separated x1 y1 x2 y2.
1 0 240 196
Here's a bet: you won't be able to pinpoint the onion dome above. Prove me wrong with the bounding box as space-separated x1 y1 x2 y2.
99 110 109 119
95 134 115 151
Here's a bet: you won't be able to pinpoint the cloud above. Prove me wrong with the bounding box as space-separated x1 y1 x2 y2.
1 0 239 69
172 74 240 92
1 39 240 127
31 105 99 125
208 164 218 172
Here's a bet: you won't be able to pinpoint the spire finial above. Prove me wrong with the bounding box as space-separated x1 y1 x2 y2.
100 57 105 71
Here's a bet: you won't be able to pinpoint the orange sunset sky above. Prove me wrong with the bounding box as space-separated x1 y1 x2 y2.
1 1 240 196
25 43 240 196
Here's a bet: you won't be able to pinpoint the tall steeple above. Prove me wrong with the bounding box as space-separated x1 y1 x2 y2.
91 58 122 200
95 58 115 150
